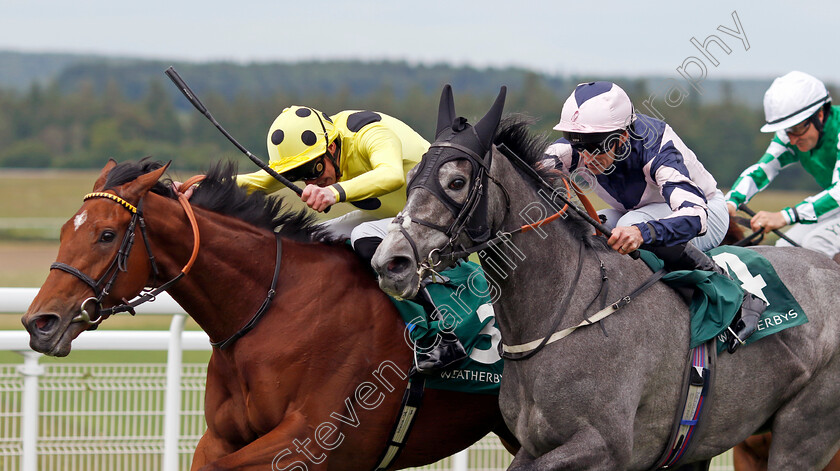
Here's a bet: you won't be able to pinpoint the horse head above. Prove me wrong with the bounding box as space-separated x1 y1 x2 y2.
22 160 169 356
373 84 507 299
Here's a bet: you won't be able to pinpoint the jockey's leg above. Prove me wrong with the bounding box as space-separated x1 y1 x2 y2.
412 286 467 373
319 210 377 240
614 192 763 352
349 216 391 266
781 211 840 259
350 218 467 373
647 243 767 354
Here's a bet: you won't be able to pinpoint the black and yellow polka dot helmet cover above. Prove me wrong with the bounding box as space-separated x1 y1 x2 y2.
266 105 338 174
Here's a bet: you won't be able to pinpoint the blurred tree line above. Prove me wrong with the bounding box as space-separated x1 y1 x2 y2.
0 61 832 193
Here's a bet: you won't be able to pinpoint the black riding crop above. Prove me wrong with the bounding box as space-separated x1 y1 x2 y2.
738 203 801 247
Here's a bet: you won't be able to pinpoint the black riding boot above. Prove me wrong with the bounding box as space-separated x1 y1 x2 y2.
413 285 467 373
353 236 383 274
649 243 767 354
415 328 468 373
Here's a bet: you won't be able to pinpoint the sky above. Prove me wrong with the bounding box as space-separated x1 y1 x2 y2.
2 0 839 84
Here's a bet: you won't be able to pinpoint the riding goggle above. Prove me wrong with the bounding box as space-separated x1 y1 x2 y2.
282 157 326 181
564 131 622 155
785 117 813 138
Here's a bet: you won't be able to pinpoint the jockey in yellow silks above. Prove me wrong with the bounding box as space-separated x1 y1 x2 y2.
237 106 428 257
237 105 467 372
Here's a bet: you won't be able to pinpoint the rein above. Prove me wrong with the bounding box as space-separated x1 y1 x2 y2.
399 141 663 358
209 233 282 350
51 179 202 328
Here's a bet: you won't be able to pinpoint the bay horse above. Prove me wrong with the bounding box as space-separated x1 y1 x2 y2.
372 85 840 470
21 159 514 470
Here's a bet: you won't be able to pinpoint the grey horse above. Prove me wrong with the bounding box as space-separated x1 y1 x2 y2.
371 85 840 470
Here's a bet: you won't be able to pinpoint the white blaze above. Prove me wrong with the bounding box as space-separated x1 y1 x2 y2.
74 211 88 231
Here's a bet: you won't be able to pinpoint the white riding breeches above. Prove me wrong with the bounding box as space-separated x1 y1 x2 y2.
318 210 393 246
775 208 840 258
598 190 729 252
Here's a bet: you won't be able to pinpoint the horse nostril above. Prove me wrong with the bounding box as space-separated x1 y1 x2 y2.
31 314 59 334
386 256 412 276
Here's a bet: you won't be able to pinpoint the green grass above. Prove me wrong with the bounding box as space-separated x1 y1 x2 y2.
0 169 102 218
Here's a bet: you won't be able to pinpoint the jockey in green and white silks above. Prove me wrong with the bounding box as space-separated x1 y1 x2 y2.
725 71 839 258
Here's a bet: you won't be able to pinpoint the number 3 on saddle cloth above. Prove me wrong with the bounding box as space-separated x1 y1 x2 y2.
389 260 504 395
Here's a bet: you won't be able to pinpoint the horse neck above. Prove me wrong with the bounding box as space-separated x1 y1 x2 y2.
479 152 605 341
142 193 280 343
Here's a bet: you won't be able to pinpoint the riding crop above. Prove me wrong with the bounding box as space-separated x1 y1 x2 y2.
738 203 801 247
165 66 377 212
165 67 304 195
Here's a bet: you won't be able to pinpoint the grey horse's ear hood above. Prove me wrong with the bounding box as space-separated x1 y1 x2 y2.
474 86 507 150
407 84 508 244
434 85 507 157
435 84 457 139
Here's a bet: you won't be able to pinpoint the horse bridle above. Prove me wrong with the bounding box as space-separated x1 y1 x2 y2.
395 137 514 279
396 140 610 280
50 183 201 329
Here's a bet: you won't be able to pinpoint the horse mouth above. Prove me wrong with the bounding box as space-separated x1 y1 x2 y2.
23 312 76 357
377 272 420 300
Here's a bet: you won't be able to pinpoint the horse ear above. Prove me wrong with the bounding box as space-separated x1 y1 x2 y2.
435 84 457 138
473 86 507 150
122 161 171 202
92 159 118 191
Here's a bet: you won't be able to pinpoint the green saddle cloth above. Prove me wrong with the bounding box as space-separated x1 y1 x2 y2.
389 261 503 394
639 246 807 351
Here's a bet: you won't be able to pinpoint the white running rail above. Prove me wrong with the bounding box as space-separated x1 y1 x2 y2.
1 288 732 470
0 288 491 471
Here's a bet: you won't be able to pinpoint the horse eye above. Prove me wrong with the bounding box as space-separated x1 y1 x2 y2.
448 178 466 191
99 230 116 243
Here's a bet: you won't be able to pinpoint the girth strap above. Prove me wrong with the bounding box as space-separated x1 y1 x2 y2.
653 339 715 469
372 375 426 471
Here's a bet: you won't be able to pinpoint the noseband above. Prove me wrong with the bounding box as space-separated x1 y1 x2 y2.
51 182 201 329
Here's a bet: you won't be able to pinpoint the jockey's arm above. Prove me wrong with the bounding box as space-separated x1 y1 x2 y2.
235 170 286 195
637 160 709 247
725 136 801 230
328 126 406 203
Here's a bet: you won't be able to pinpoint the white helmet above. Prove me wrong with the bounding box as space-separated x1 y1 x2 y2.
554 81 635 134
761 71 831 133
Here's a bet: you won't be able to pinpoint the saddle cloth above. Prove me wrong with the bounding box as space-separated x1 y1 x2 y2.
389 260 503 394
639 246 807 351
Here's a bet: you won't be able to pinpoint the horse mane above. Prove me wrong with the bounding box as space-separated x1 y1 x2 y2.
103 159 340 243
493 115 611 251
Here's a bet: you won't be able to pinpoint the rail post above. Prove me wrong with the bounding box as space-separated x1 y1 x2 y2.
163 314 187 471
17 350 44 471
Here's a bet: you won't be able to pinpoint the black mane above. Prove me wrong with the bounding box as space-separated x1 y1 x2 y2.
493 115 554 174
493 116 609 249
103 159 339 243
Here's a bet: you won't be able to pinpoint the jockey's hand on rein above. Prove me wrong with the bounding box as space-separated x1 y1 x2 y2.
172 181 194 199
750 210 786 234
608 225 643 254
